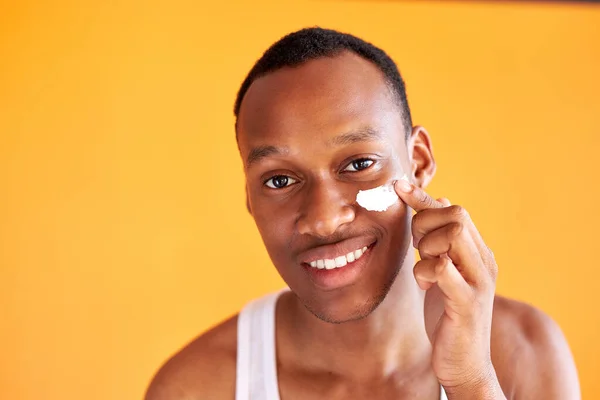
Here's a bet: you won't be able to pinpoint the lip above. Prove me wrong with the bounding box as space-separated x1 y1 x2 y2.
301 241 377 291
297 237 377 264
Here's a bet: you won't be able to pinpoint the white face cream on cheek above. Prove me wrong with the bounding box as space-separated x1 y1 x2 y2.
355 174 409 212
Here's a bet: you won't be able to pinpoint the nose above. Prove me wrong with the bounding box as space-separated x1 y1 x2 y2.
296 182 356 238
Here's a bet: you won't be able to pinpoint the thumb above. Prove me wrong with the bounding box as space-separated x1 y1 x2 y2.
436 197 452 207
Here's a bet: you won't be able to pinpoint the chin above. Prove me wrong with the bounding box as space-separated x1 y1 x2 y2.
299 276 397 324
309 299 381 324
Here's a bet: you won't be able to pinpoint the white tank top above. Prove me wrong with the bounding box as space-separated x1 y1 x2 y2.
235 290 448 400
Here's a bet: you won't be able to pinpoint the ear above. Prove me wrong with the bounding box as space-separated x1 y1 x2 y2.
245 185 253 215
407 125 436 189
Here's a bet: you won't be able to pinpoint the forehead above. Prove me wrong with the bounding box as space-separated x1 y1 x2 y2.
237 51 404 153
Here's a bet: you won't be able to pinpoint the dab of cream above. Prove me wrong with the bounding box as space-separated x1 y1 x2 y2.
356 175 409 212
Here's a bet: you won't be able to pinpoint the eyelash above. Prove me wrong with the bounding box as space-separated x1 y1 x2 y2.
343 158 375 172
264 175 297 189
263 158 376 189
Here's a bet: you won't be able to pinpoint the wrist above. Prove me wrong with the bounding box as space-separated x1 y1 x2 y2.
445 384 505 400
443 365 506 400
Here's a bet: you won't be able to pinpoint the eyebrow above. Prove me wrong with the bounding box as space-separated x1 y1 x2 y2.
327 127 383 147
245 127 381 168
246 145 289 168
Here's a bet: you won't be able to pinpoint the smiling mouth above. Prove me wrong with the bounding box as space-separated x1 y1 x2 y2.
304 242 376 270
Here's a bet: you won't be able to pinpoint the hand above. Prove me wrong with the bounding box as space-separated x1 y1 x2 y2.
394 179 504 399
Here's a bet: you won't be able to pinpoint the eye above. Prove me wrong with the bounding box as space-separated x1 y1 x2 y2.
343 158 375 172
265 175 298 189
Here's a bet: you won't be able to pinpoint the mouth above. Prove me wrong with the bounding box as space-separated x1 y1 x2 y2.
300 241 377 291
303 242 375 270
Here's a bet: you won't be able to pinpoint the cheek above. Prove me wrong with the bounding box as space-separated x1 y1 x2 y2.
364 160 408 190
363 200 410 241
253 207 294 253
383 148 410 177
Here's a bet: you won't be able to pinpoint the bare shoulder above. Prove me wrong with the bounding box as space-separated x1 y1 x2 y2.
490 295 580 399
145 315 239 400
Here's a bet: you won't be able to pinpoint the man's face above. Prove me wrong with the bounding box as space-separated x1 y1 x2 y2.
237 52 416 323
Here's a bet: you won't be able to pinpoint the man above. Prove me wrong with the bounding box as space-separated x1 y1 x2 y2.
146 28 580 399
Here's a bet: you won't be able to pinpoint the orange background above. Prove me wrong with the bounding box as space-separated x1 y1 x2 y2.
1 1 599 399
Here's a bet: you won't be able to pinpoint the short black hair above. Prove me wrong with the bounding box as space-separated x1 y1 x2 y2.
234 27 413 138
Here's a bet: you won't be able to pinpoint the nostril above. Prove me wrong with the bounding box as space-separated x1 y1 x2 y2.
296 185 356 236
297 213 353 237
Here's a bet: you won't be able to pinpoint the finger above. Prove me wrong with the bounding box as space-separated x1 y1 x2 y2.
411 204 468 247
412 205 498 283
414 257 474 308
437 197 452 207
394 179 444 212
417 221 486 285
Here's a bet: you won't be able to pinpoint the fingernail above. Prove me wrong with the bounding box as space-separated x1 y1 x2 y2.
396 179 412 193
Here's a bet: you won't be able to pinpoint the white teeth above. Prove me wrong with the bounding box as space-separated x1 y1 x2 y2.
308 245 370 269
346 251 355 262
334 256 347 268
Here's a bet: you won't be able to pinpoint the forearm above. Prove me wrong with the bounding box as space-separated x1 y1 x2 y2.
444 367 507 400
446 383 506 400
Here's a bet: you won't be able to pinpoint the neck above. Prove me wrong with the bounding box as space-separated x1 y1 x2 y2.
278 251 435 382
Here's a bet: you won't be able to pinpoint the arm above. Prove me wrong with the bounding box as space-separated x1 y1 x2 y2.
145 354 218 400
514 308 580 399
394 181 506 400
145 348 236 400
145 366 191 400
145 319 238 400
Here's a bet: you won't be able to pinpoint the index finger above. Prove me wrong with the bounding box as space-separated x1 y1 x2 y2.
394 179 444 212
